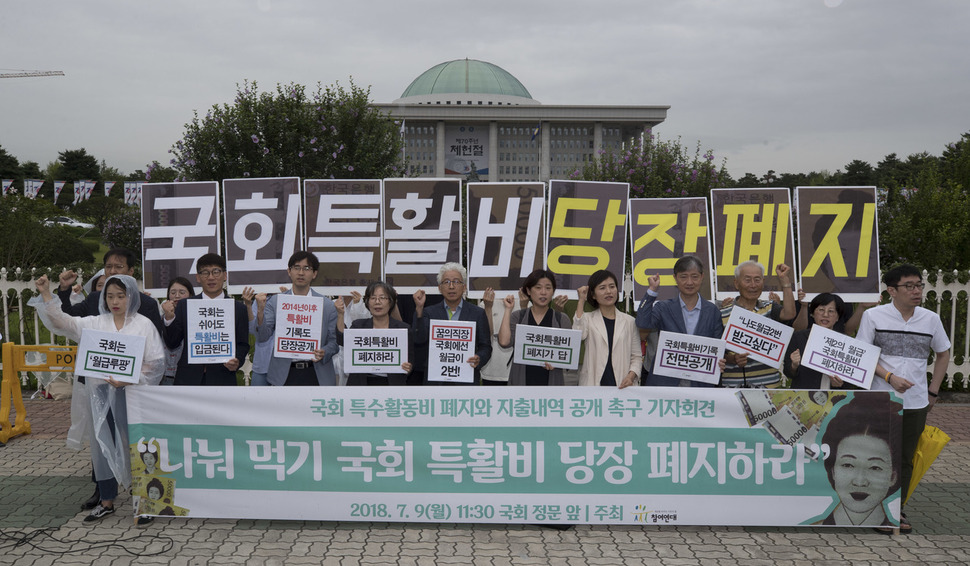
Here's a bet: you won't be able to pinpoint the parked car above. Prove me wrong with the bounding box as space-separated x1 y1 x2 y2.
43 216 95 229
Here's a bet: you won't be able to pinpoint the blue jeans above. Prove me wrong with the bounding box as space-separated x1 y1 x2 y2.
250 372 269 386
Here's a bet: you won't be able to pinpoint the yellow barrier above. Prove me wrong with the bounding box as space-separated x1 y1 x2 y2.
0 342 77 444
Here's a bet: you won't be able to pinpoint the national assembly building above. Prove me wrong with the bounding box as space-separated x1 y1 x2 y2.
372 59 669 182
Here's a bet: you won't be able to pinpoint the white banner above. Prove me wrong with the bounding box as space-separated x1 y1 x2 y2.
1 179 12 196
185 299 236 364
428 319 475 383
722 308 793 367
76 329 146 384
273 295 324 361
802 325 880 389
653 330 726 385
512 324 581 370
343 328 409 374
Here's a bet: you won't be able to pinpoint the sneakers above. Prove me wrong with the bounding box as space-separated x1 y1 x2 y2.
83 504 116 523
136 516 154 528
81 489 101 510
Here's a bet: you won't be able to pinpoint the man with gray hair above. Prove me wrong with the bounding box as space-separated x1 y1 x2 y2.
413 263 492 385
720 260 796 388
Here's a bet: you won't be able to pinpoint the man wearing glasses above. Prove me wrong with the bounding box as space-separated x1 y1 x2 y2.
413 262 492 385
163 253 251 386
255 251 338 386
857 264 951 534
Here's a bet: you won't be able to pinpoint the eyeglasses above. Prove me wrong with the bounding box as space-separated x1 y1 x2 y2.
369 296 390 303
440 279 464 287
893 282 925 291
289 265 315 272
198 269 225 278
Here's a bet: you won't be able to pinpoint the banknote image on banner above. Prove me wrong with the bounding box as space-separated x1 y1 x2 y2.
223 177 303 293
126 388 901 528
711 188 797 301
547 180 629 298
794 186 880 302
142 182 221 296
382 178 462 292
629 197 713 302
304 179 383 294
466 182 545 298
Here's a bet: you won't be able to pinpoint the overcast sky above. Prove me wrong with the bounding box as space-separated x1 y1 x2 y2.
1 0 966 179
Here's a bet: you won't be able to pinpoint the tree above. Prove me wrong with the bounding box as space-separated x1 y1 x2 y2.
71 194 126 233
941 132 970 191
735 173 761 187
575 133 731 198
58 148 101 181
0 145 20 181
21 161 41 178
839 159 875 186
170 80 405 181
0 195 94 267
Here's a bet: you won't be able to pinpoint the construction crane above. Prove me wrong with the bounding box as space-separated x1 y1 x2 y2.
0 70 65 79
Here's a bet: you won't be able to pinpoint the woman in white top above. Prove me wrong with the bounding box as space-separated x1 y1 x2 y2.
574 269 642 388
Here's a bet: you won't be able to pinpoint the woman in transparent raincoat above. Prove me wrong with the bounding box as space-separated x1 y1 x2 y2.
32 274 165 523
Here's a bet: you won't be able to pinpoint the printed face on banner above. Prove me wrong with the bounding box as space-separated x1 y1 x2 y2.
142 182 221 295
711 189 796 300
186 298 236 364
274 295 324 361
76 329 146 384
802 325 880 389
342 328 409 374
466 183 545 297
428 319 475 383
653 331 725 385
382 179 462 291
547 181 630 297
305 180 383 293
722 307 794 367
795 187 880 301
513 324 582 370
223 177 303 293
629 198 712 302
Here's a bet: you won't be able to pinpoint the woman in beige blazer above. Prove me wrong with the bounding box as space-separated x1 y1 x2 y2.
574 270 642 388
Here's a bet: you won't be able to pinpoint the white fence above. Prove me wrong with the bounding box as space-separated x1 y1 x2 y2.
2 267 968 388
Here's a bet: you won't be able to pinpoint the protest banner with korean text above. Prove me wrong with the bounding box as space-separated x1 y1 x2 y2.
428 319 475 383
653 331 725 385
304 179 383 294
76 329 146 385
722 307 794 368
126 388 902 528
629 197 713 302
794 186 881 302
711 188 797 301
802 325 880 389
274 294 324 361
141 182 221 296
513 325 582 370
383 179 462 292
343 328 409 374
223 177 303 293
547 180 629 299
186 298 236 364
466 182 545 298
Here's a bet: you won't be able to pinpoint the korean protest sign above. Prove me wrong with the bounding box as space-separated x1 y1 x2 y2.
711 188 797 301
76 329 146 384
466 182 545 298
653 331 726 385
186 299 236 364
794 186 881 302
513 325 582 370
126 387 902 528
722 307 793 367
343 328 409 374
629 197 713 302
444 125 489 177
274 294 325 361
547 180 629 299
428 319 475 383
304 179 383 294
141 182 221 296
223 177 303 293
802 325 880 390
382 179 462 292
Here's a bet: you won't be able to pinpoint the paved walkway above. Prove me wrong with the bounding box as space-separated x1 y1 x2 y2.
1 398 968 565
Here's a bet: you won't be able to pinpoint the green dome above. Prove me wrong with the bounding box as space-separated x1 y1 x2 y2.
399 59 533 100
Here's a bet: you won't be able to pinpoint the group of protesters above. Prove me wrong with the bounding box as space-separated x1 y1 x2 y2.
31 246 949 534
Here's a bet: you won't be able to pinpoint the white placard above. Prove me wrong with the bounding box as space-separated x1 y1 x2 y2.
428 319 476 383
274 295 324 360
186 298 236 364
343 328 409 374
653 330 726 385
722 307 793 367
802 325 880 390
76 329 146 384
512 324 582 370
